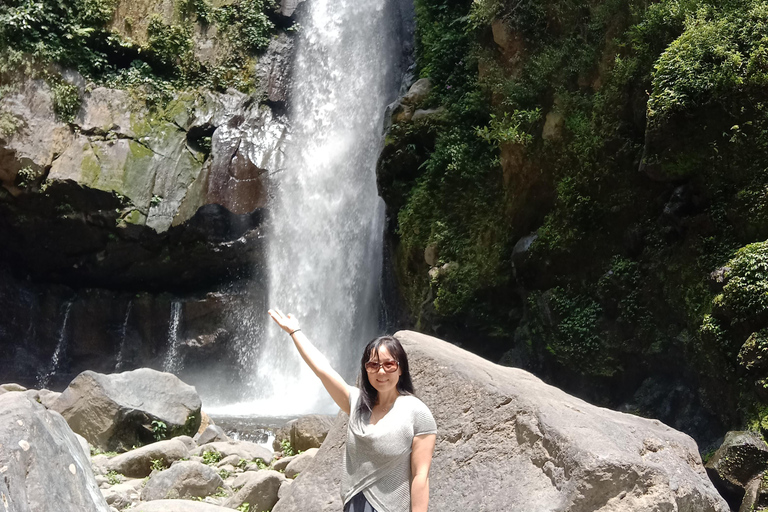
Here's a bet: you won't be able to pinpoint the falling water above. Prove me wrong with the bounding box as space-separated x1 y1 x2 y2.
115 300 133 372
213 0 407 415
163 301 183 374
38 301 72 389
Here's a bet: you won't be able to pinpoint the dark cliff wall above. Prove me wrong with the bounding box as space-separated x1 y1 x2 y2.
378 0 768 446
0 0 300 392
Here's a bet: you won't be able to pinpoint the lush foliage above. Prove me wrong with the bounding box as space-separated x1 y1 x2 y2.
0 0 280 109
384 0 768 439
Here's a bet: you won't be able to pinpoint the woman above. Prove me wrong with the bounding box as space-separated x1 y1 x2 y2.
268 309 437 512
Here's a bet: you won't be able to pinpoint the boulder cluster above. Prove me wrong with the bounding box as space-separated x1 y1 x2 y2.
0 331 755 512
0 369 331 512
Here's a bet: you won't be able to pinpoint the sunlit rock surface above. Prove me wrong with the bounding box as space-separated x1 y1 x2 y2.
275 330 729 512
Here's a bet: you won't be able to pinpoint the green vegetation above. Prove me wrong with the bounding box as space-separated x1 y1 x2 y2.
151 419 167 441
0 0 283 109
106 470 122 485
202 450 222 465
150 458 167 471
279 439 295 457
382 0 768 437
236 503 250 512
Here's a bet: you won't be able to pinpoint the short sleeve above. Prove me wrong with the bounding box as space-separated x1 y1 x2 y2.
348 386 360 415
413 399 437 436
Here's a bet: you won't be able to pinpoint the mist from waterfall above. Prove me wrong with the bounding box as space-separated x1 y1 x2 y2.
208 0 409 416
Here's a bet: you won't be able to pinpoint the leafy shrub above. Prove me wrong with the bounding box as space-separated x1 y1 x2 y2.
648 1 768 125
50 80 81 122
279 439 294 457
202 450 222 465
715 241 768 325
215 0 276 54
151 419 167 441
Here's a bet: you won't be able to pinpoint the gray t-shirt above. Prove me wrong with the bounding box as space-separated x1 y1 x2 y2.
342 386 437 512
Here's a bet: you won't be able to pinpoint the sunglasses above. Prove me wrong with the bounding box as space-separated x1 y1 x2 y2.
364 360 399 373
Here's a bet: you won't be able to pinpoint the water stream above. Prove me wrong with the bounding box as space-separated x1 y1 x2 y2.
209 0 409 415
163 301 183 374
38 300 73 389
114 300 132 372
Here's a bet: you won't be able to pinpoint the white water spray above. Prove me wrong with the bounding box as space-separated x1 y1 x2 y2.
38 301 72 389
163 301 183 374
211 0 406 416
115 300 133 372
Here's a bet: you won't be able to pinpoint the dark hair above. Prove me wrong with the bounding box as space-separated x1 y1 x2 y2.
356 335 414 420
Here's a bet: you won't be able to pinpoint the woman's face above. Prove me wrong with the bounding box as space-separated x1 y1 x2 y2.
367 345 402 395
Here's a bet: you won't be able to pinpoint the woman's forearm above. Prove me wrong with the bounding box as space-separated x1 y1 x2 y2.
411 473 429 512
290 330 334 377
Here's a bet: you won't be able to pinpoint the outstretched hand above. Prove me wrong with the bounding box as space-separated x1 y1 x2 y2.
268 308 301 334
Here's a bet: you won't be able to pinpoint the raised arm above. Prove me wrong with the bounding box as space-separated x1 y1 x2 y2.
267 309 351 414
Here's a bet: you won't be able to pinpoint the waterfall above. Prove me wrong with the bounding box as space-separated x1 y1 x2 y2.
211 0 407 416
115 300 133 372
38 301 72 389
163 301 183 374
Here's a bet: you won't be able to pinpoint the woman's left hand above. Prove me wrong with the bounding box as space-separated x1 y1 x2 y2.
268 308 301 334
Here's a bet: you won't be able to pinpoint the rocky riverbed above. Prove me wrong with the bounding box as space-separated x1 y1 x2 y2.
1 331 761 512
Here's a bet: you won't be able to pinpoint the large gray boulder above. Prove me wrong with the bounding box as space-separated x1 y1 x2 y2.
51 368 202 452
141 461 224 501
272 414 335 452
274 330 729 512
0 392 110 512
107 439 190 478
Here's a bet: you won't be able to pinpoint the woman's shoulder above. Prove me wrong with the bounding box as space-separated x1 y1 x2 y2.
399 394 433 412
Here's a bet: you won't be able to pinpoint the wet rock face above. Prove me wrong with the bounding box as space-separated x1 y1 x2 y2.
255 33 295 106
0 78 284 289
275 331 730 512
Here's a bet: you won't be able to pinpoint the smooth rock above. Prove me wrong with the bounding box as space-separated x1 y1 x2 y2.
278 478 293 499
91 454 111 476
102 480 142 510
141 461 224 501
231 471 262 490
192 440 273 465
273 454 295 472
272 414 335 452
108 439 190 478
0 392 109 512
402 78 431 106
175 435 197 452
196 424 229 445
217 454 240 467
75 432 91 459
1 383 27 392
126 500 235 511
38 388 62 409
224 469 285 511
284 448 318 479
274 330 729 512
706 431 768 509
51 368 202 451
411 107 445 122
